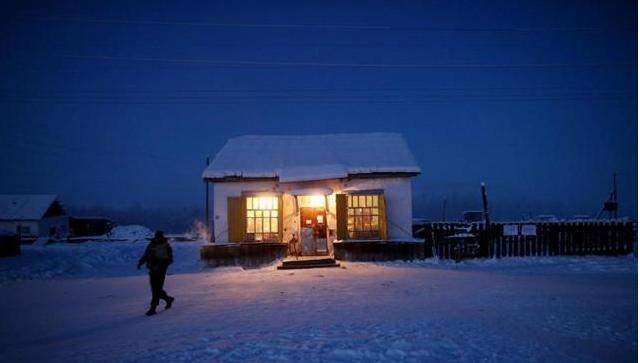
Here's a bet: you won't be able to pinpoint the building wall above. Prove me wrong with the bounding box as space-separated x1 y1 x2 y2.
39 216 70 238
0 217 69 238
211 176 414 244
0 220 40 236
212 180 278 244
343 177 414 241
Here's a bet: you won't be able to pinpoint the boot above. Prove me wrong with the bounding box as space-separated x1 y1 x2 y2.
165 296 175 310
145 306 157 316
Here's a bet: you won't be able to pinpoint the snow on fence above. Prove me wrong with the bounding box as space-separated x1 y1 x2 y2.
421 221 636 261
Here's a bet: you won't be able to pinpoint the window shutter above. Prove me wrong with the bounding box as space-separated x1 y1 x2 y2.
227 196 246 242
379 194 388 240
336 194 348 240
278 196 284 242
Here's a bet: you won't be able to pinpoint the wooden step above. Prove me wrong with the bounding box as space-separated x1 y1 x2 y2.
280 257 336 267
277 257 340 270
277 262 341 270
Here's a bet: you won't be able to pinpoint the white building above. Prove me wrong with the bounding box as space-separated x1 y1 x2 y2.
0 194 69 241
202 133 420 257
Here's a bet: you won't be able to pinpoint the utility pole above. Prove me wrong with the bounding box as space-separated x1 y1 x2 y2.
481 182 491 257
481 182 491 226
204 156 210 242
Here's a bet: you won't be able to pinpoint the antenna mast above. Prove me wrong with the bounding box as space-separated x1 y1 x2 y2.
597 173 618 219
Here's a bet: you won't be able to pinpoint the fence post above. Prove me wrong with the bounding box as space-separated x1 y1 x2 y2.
545 222 551 256
492 224 504 258
492 224 498 259
422 223 433 258
610 221 617 255
434 224 440 259
556 222 563 256
598 222 605 255
584 222 590 255
540 223 547 256
532 224 537 256
623 221 633 254
578 222 584 255
615 221 623 254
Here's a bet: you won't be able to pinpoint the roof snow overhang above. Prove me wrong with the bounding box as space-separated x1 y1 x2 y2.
202 133 422 183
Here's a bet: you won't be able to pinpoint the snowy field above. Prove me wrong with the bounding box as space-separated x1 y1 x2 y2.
0 241 637 362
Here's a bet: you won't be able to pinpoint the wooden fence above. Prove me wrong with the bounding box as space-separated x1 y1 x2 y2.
421 221 636 261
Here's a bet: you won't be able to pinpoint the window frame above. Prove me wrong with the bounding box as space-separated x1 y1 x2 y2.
346 192 382 240
244 195 281 242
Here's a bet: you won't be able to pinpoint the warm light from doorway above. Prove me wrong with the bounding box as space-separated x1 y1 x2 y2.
307 195 325 208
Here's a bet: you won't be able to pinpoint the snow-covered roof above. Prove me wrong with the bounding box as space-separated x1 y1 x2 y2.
0 194 59 220
203 133 421 182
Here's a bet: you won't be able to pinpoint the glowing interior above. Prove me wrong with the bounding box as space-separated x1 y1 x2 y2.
298 195 326 208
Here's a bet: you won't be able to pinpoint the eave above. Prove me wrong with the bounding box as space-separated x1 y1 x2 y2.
204 171 420 183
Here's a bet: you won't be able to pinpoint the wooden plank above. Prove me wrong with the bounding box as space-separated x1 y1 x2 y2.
335 194 349 240
609 222 616 254
560 222 567 255
511 235 516 257
597 222 604 255
616 222 622 254
379 195 388 240
537 223 543 256
227 196 246 242
623 222 632 254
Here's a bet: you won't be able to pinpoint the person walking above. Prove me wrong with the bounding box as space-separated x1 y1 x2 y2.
137 231 175 316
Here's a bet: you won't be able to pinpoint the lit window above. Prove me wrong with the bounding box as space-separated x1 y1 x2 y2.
246 196 279 242
347 194 381 239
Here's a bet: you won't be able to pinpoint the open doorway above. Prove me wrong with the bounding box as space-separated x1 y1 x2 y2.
297 195 328 256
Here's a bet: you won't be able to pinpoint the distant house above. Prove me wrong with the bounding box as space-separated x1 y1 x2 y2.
202 133 421 258
0 194 69 242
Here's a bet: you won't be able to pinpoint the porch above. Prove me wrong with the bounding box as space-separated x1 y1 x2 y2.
199 239 426 268
200 242 288 268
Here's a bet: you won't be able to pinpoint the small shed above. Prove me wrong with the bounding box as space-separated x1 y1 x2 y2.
0 194 69 242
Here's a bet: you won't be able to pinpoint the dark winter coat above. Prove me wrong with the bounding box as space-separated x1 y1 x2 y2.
138 237 173 272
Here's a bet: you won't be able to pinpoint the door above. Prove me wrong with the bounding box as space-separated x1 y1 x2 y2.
299 207 328 255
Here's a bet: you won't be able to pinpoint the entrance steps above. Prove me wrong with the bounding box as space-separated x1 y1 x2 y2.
277 256 340 270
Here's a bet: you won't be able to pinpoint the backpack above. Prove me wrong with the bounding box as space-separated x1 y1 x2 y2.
151 243 170 260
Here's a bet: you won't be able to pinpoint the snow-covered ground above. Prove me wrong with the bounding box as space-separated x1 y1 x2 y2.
0 241 636 362
0 241 204 284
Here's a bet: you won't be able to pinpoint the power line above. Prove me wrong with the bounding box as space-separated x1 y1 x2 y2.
0 94 630 105
0 91 631 100
14 16 631 33
0 86 633 94
57 55 632 69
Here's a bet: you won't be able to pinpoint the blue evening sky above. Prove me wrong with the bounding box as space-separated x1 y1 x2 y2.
1 0 636 220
